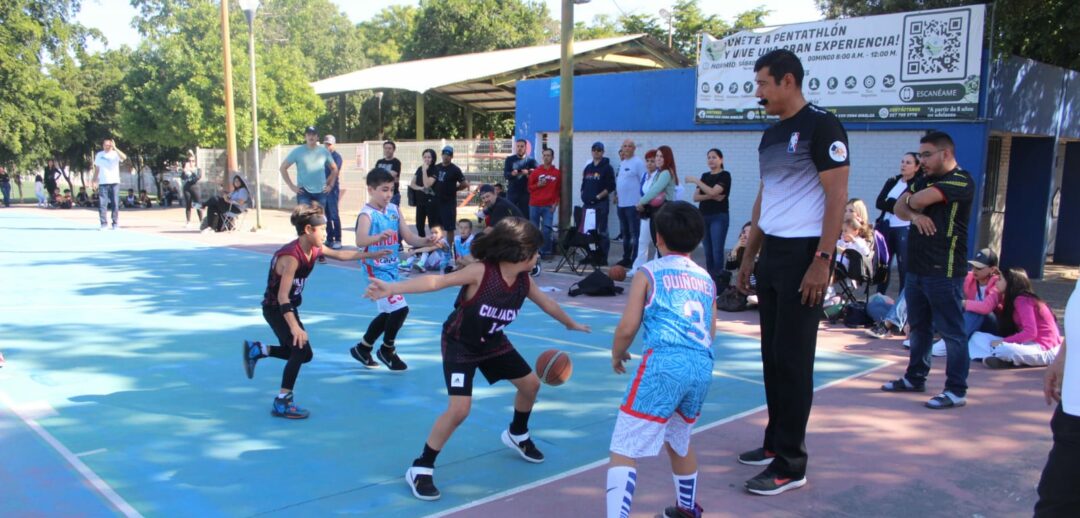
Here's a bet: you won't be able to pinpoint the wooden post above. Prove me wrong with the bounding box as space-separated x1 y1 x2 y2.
416 92 425 140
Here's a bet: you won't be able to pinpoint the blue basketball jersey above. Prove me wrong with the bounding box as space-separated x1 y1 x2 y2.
358 203 401 282
453 234 474 259
640 254 716 355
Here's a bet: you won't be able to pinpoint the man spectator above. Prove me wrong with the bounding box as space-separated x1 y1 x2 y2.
735 49 849 496
323 135 344 250
504 138 537 217
478 183 521 233
45 159 63 199
528 147 561 258
882 131 975 410
614 139 645 267
580 141 616 264
94 137 128 229
279 126 338 207
432 145 468 250
0 166 10 208
375 140 402 206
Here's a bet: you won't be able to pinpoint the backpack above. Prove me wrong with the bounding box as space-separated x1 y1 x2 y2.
568 270 624 297
842 301 873 328
716 286 748 312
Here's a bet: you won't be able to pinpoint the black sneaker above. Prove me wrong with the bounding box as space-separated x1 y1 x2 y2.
405 466 441 501
377 345 408 371
243 340 265 379
745 469 807 496
983 357 1013 369
865 321 892 339
664 502 704 518
350 343 379 369
530 263 541 277
737 447 776 466
501 430 544 463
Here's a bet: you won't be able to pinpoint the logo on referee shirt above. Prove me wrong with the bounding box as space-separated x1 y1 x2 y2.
828 141 848 162
450 373 465 388
787 132 800 153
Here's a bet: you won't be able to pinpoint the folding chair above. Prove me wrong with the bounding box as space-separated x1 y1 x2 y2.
553 206 604 275
833 247 875 305
222 203 248 232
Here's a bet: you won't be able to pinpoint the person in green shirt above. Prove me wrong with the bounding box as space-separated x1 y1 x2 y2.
279 126 339 207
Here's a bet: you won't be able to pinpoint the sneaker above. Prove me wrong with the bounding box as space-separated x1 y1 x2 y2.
243 340 265 379
737 447 776 466
925 391 966 409
317 254 326 264
902 338 911 349
331 241 342 250
500 430 545 463
663 502 704 518
443 265 454 274
745 469 807 496
377 345 408 371
413 262 427 273
865 321 892 339
880 377 926 392
111 223 119 230
405 466 441 501
350 344 379 369
530 263 541 277
271 393 310 419
100 225 108 231
983 357 1013 369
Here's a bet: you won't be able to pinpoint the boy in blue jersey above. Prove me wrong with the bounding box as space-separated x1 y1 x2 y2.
452 219 477 270
606 201 716 518
350 168 438 371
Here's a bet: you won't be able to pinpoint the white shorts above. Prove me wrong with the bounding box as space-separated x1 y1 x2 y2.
609 410 694 458
375 294 408 314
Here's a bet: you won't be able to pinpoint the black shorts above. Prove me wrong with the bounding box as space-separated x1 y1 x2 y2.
442 343 532 397
262 305 308 347
435 203 457 232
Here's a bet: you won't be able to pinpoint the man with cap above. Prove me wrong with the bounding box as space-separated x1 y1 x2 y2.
279 126 338 208
960 247 1002 340
478 183 521 234
503 138 537 217
580 141 616 264
323 135 344 249
432 145 468 251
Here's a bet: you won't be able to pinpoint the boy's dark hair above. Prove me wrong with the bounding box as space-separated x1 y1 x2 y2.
471 217 541 263
290 203 326 235
366 167 395 187
754 49 804 87
920 130 955 151
456 218 473 229
653 201 704 254
515 138 527 144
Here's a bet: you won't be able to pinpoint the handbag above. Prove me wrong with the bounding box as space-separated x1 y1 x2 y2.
716 286 748 312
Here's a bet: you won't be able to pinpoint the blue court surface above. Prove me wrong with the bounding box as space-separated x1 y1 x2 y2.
0 211 885 517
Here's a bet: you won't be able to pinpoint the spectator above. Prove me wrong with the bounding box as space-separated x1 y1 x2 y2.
432 146 468 248
123 188 138 208
139 190 153 208
180 156 202 227
279 126 338 207
35 174 47 207
0 166 11 207
75 187 91 207
528 147 560 258
504 138 537 217
724 222 757 299
845 198 873 236
630 150 661 271
452 219 477 269
409 148 438 237
477 183 520 234
163 184 179 207
882 131 976 410
44 160 63 199
961 248 1003 338
402 237 451 274
94 137 127 229
375 140 402 206
630 146 678 275
61 190 74 209
323 135 344 249
875 152 922 294
686 148 732 277
494 183 507 198
836 216 872 272
614 139 645 267
199 174 250 232
866 288 910 340
959 267 1061 368
581 141 616 265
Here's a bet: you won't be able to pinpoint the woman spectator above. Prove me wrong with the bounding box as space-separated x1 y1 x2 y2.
685 148 732 276
629 146 678 275
845 198 873 237
35 174 47 207
181 156 202 228
408 148 437 237
199 174 249 232
874 152 922 294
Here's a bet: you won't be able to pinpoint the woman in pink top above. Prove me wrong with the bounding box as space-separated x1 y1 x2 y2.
969 268 1061 368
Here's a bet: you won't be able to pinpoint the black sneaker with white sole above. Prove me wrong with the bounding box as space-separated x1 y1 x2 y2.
663 502 704 518
350 344 379 368
377 345 408 371
405 466 441 501
745 468 807 496
736 447 776 466
501 430 544 463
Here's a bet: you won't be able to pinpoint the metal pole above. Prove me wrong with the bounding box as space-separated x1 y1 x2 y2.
416 92 425 140
246 14 262 229
558 0 574 233
221 0 238 173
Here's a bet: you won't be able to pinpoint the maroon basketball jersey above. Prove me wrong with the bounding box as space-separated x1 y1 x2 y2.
262 239 322 307
443 262 531 357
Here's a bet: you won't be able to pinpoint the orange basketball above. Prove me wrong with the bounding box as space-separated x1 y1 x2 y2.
608 265 628 282
535 349 573 386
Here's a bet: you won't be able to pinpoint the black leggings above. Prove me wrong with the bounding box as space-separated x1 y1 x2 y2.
363 307 409 347
183 186 197 222
263 306 314 391
414 203 431 237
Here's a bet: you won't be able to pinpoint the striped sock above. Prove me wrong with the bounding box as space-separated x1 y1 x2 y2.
673 471 697 511
606 466 636 518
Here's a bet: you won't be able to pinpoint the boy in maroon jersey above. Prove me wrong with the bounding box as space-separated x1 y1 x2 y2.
243 204 390 419
366 217 591 500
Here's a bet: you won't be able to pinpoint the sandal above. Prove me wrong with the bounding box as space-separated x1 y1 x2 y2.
880 377 926 392
925 392 966 409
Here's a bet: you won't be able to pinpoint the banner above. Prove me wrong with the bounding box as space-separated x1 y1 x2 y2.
695 5 985 123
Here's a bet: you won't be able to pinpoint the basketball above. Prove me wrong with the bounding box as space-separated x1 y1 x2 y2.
535 349 573 386
608 265 627 282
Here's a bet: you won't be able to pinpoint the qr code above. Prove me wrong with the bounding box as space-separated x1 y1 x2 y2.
901 10 970 82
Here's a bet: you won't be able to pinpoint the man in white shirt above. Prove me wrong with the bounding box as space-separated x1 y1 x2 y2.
94 138 128 230
1036 277 1080 516
613 139 645 267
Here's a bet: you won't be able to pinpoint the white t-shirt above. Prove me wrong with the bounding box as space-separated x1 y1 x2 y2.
615 156 646 207
1063 277 1080 416
94 150 122 185
885 179 911 228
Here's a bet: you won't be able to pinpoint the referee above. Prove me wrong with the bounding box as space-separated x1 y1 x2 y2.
735 49 849 496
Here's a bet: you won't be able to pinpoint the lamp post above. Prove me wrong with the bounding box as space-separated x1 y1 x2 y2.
376 91 384 140
239 0 261 229
559 0 591 234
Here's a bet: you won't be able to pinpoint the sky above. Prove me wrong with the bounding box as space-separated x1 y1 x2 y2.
77 0 823 53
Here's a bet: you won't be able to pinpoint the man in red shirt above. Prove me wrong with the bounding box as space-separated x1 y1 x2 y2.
528 148 561 258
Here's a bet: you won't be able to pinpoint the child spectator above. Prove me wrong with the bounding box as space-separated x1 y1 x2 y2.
35 174 47 207
123 189 137 208
452 219 477 269
139 190 153 208
75 187 90 207
962 267 1062 368
962 248 1003 338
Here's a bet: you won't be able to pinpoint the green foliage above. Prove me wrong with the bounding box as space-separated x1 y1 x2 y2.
403 0 551 60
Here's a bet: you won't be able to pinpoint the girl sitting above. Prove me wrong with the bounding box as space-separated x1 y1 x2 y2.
962 267 1061 368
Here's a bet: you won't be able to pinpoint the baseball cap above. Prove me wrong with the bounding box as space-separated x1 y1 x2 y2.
478 184 496 194
442 145 454 155
968 248 998 269
591 141 604 151
324 135 336 145
304 126 317 135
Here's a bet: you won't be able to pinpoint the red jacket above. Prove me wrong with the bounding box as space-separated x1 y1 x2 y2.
528 164 561 207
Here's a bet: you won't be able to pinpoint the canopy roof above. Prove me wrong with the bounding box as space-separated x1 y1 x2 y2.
310 34 691 113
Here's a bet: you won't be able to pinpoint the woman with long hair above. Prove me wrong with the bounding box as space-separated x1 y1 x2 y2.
181 154 202 228
685 148 732 276
630 145 678 275
965 267 1061 368
874 152 922 293
408 148 438 237
199 174 249 232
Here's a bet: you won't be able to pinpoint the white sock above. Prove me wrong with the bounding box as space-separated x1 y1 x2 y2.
606 466 637 518
673 471 697 511
510 431 530 443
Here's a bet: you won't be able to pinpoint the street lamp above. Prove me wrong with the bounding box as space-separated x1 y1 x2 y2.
239 0 262 229
659 8 674 48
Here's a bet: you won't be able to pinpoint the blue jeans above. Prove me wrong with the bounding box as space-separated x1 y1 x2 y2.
867 289 909 329
963 311 999 339
903 273 968 396
324 189 341 244
702 212 730 275
529 205 555 255
616 206 640 265
297 190 327 209
0 183 10 207
98 183 120 226
879 225 909 294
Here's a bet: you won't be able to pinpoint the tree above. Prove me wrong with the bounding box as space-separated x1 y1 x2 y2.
403 0 551 60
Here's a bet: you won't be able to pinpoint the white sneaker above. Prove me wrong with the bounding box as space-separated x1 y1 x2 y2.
902 339 911 349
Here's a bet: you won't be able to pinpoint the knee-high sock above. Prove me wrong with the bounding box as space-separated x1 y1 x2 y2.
606 466 636 518
673 471 697 510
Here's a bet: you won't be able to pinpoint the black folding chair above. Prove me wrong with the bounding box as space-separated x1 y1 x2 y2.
554 206 604 275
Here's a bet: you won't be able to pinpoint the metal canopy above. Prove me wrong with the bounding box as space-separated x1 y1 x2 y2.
309 34 691 113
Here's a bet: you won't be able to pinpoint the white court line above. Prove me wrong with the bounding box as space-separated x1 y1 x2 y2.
0 392 142 518
423 359 894 518
75 448 108 458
